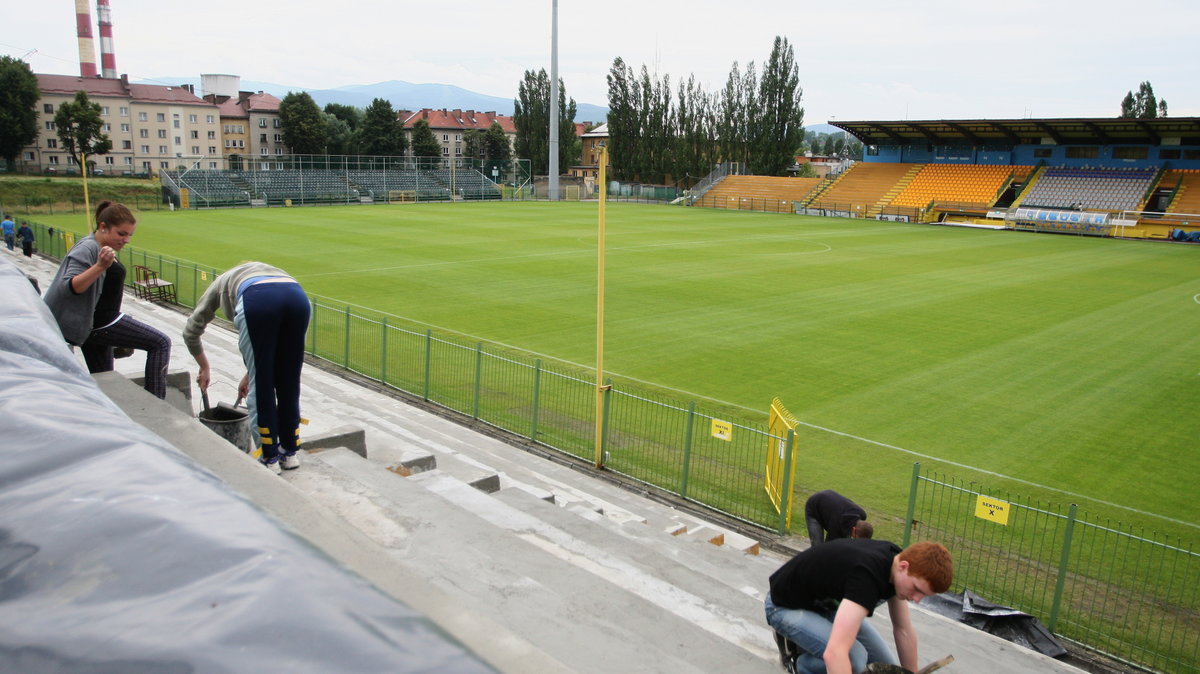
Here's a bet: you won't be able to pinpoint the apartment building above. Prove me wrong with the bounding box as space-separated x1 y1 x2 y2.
205 90 287 169
22 74 222 175
400 109 516 162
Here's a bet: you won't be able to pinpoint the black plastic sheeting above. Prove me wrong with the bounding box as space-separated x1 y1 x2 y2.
922 589 1069 660
0 256 497 673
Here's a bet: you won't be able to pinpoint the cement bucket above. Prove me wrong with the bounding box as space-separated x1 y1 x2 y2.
198 390 254 453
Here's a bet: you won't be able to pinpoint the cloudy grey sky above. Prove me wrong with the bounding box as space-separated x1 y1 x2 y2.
3 0 1197 124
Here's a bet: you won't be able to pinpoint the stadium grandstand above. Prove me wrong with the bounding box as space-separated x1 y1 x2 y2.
689 116 1200 240
160 158 514 208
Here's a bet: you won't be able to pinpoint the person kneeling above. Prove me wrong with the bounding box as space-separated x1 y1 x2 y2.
765 539 952 674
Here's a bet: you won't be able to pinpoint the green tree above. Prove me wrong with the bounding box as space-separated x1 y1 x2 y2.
1120 81 1167 119
54 90 111 224
749 36 805 176
323 102 362 130
324 113 356 155
606 57 638 182
279 91 327 154
463 129 485 159
0 56 39 172
513 68 578 175
358 98 406 156
409 119 441 158
484 121 511 161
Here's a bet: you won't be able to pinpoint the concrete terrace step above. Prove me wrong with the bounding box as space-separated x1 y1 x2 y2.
492 487 779 610
290 447 781 674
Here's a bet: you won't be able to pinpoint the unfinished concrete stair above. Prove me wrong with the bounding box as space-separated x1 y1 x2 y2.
287 447 781 674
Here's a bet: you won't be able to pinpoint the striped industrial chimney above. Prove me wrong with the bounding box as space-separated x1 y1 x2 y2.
96 0 118 78
75 0 98 77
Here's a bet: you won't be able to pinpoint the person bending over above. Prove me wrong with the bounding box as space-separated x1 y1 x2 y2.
765 539 952 674
805 490 872 546
183 261 310 474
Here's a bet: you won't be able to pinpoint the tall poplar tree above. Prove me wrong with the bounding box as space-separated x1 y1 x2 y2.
513 68 578 175
750 36 805 176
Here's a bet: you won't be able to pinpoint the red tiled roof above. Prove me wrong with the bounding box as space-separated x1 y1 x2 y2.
244 92 281 112
217 98 247 118
401 109 516 133
36 73 212 107
36 74 128 98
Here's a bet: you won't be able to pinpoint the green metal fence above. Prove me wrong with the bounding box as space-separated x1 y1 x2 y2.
904 463 1199 673
302 295 785 530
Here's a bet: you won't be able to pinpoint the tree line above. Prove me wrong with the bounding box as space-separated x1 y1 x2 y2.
278 93 509 162
605 36 806 186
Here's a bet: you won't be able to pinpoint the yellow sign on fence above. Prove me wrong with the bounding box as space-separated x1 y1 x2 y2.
711 419 732 441
974 494 1011 525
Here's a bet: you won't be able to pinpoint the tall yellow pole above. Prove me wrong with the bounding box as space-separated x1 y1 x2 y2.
594 145 608 468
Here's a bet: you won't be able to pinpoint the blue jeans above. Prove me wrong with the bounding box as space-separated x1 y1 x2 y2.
764 594 898 673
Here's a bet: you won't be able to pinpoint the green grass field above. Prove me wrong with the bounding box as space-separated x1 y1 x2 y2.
34 201 1200 539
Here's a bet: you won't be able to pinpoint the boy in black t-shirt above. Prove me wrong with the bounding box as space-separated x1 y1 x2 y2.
765 539 952 674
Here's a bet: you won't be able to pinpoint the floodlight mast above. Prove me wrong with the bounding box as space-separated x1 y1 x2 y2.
549 0 560 201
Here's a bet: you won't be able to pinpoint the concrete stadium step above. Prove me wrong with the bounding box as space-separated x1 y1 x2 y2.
291 447 780 674
492 487 780 609
341 407 772 560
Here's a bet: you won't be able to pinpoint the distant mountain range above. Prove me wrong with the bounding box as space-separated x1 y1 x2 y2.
148 76 611 123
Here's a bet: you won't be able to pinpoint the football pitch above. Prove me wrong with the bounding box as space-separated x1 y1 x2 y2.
39 201 1199 536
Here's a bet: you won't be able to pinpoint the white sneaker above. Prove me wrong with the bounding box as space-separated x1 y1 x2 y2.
261 458 282 475
280 452 301 471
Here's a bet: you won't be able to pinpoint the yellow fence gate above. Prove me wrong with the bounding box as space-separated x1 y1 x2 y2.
764 397 799 532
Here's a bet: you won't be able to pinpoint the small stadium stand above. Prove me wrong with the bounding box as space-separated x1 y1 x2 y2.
690 116 1200 240
692 175 823 212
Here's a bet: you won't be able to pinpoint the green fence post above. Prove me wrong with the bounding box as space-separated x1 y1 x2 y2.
904 462 922 547
1048 503 1078 633
530 359 542 441
343 306 351 368
680 401 696 498
778 429 796 535
379 316 388 383
473 342 483 419
423 328 432 401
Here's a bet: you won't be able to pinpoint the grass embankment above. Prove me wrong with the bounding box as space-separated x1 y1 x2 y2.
0 175 161 215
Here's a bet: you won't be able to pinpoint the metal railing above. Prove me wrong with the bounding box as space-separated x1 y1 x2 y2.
905 464 1198 674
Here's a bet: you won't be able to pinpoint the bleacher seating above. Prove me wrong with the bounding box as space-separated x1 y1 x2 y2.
1164 169 1200 215
426 169 502 200
693 176 822 213
889 164 1032 209
343 169 452 202
166 170 252 207
236 169 360 205
1018 166 1157 212
807 162 919 214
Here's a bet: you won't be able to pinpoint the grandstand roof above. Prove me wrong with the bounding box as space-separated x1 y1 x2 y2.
832 117 1200 146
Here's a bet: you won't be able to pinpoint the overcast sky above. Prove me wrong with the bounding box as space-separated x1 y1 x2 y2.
3 0 1197 124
